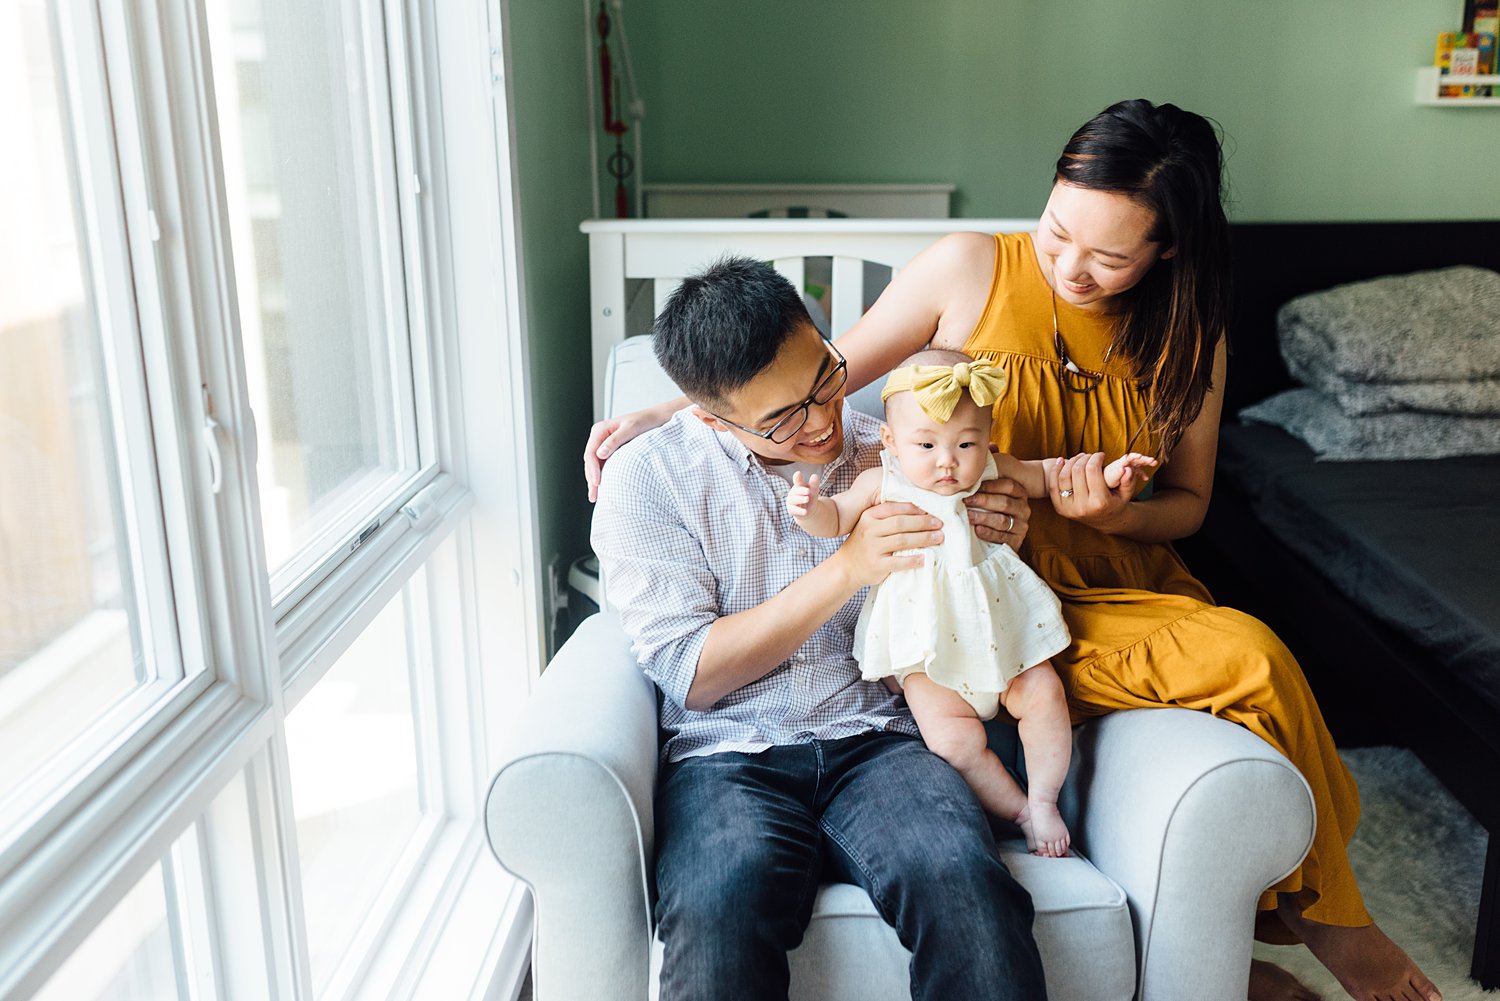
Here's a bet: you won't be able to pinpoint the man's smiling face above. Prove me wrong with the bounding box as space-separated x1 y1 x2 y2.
694 322 848 465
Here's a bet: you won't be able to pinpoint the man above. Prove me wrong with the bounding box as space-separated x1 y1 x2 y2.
591 256 1047 1000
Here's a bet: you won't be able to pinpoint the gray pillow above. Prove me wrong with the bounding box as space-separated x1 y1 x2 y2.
1293 374 1500 418
1240 388 1500 460
1277 266 1500 390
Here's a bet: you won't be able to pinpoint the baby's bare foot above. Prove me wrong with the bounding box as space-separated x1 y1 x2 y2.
1248 959 1321 1001
1279 903 1440 1001
1015 800 1070 857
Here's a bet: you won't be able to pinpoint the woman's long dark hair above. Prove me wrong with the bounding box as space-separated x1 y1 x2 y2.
1055 99 1229 455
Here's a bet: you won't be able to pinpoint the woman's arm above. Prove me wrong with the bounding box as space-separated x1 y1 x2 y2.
585 397 687 502
835 232 1002 389
1051 339 1227 543
585 231 997 502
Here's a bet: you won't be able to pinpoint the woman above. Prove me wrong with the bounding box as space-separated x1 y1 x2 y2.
584 100 1439 1001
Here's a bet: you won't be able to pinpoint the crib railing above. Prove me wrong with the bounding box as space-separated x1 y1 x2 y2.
580 217 1037 419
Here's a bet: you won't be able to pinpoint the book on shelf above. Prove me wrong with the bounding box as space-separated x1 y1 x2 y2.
1435 31 1497 97
1464 0 1498 36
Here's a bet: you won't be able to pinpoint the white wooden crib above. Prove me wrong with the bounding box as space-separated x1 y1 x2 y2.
580 216 1037 419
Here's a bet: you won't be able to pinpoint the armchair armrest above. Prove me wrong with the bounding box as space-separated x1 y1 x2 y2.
1068 708 1315 1001
484 612 659 1001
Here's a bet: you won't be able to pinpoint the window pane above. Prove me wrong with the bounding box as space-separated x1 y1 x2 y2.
0 1 162 812
31 863 179 1001
286 576 425 994
204 0 418 584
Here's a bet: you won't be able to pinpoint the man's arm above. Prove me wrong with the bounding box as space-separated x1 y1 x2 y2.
593 451 940 713
690 498 939 709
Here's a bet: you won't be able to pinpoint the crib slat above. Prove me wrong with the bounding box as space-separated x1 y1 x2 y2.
773 257 806 297
590 230 629 420
654 278 681 319
830 256 864 336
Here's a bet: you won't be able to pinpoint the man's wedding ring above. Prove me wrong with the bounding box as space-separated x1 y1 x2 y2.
1058 488 1074 498
1004 514 1016 533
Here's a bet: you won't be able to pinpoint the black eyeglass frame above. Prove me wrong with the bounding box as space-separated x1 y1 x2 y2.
709 343 849 443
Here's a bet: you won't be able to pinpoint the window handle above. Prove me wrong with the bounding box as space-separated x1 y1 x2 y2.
401 482 445 530
202 416 224 494
201 385 224 494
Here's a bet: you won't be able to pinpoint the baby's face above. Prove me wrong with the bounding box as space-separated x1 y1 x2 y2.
880 392 993 495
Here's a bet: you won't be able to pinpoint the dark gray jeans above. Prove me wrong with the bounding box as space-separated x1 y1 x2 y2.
653 730 1048 1001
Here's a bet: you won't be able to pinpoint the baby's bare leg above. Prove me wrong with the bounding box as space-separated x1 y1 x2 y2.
902 674 1028 823
999 662 1073 857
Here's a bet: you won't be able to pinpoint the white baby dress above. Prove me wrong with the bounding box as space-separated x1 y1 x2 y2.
853 450 1071 719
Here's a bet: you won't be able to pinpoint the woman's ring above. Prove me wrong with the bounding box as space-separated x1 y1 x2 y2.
1059 488 1074 499
1005 514 1016 533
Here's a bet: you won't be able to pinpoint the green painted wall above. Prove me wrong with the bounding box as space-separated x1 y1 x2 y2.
504 0 1496 640
632 0 1500 221
508 0 596 646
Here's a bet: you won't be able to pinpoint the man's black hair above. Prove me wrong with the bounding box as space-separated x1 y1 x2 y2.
652 255 813 409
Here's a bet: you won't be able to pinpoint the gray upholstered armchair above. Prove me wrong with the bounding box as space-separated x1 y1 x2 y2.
483 338 1315 1001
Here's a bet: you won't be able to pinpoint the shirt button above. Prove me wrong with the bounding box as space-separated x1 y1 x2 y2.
798 547 809 558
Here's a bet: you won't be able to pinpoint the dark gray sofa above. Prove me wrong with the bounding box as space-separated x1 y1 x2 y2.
1177 220 1500 988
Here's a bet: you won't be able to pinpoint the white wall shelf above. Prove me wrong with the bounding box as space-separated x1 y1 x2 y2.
1414 66 1500 106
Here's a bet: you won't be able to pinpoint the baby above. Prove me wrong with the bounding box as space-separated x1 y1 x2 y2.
785 349 1156 856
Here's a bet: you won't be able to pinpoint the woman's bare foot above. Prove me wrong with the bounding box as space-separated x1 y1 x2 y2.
1248 959 1321 1001
1278 900 1441 1001
1014 799 1070 857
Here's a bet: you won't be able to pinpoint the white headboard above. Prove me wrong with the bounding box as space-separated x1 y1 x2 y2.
579 218 1039 419
641 183 956 220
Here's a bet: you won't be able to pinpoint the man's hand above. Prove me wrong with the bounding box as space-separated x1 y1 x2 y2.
785 470 822 519
965 476 1031 549
834 501 941 588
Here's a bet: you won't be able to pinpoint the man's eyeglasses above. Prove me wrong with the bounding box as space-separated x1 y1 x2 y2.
711 344 848 444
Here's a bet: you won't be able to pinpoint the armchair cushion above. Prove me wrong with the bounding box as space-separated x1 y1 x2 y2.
486 613 1313 1001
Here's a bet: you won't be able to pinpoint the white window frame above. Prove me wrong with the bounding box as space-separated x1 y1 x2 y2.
0 0 543 997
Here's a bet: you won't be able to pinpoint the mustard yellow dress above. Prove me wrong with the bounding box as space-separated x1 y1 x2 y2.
964 232 1368 927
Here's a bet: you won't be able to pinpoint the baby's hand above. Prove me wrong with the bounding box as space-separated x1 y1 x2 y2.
785 470 822 519
1102 452 1158 491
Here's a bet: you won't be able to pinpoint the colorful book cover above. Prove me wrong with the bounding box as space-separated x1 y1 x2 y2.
1435 31 1496 97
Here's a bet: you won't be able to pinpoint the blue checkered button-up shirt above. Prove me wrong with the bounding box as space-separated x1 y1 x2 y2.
591 404 918 762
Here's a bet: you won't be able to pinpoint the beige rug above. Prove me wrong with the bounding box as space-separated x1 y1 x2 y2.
1253 746 1497 999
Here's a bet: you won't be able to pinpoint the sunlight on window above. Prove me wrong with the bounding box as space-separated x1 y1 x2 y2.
204 0 418 584
286 575 424 994
0 0 145 812
30 863 177 1001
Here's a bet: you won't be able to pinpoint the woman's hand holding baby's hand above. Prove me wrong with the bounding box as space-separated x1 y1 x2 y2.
785 471 822 519
1102 452 1157 490
1050 452 1154 534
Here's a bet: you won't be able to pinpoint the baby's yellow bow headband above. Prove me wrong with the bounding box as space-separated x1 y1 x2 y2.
880 359 1007 424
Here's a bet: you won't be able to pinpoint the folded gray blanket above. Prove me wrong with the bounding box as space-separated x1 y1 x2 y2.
1277 266 1500 416
1303 375 1500 417
1240 388 1500 460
